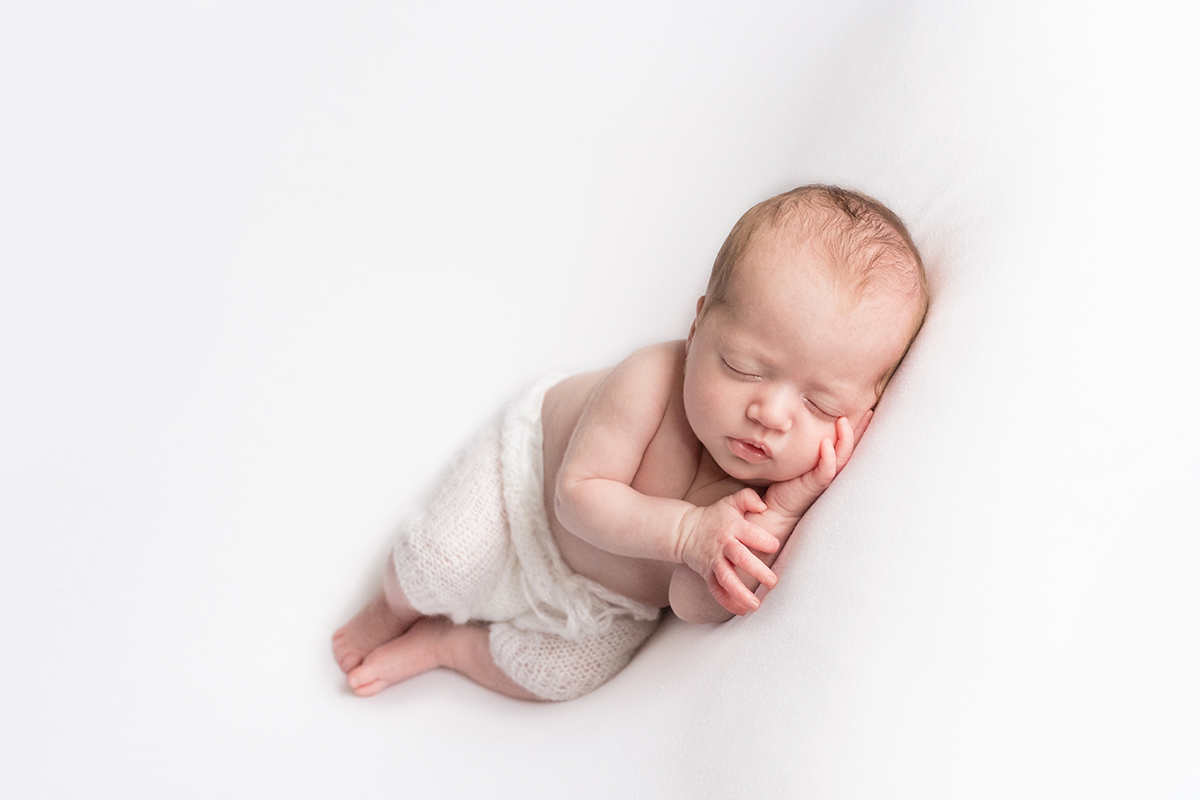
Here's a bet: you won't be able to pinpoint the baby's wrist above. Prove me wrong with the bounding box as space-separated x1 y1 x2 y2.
762 499 803 521
672 504 703 565
751 504 803 535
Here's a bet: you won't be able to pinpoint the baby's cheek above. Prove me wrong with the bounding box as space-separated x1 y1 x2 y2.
804 445 824 474
685 387 724 438
785 439 823 479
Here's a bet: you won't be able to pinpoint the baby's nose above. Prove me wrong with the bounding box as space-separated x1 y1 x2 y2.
748 397 792 432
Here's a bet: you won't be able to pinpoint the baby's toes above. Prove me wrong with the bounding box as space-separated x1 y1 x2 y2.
347 665 384 697
332 629 364 674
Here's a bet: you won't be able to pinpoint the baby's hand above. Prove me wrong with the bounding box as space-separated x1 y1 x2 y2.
677 488 780 616
764 412 872 520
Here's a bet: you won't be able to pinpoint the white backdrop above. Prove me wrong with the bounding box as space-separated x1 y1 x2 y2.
3 1 1199 798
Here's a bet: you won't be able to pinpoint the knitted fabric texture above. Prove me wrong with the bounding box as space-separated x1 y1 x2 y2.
392 376 660 700
489 615 659 701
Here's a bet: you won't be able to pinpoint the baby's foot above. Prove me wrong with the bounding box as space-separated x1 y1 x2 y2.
346 618 447 697
332 591 414 674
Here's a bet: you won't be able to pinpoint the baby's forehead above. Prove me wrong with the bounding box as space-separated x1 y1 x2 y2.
740 219 920 312
720 262 921 354
727 233 840 300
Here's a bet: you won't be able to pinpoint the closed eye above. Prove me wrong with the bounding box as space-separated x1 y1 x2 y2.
721 358 759 379
806 399 836 420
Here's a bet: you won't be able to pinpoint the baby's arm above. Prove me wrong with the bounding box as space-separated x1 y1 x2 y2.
669 413 872 623
555 344 779 615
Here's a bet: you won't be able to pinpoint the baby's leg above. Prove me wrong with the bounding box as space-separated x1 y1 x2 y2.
331 560 423 674
346 619 540 701
436 623 541 700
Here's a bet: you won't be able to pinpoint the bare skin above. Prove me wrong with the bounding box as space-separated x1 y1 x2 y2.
332 222 920 699
332 566 540 700
332 348 869 698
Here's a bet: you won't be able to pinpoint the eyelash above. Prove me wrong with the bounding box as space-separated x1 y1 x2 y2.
806 399 836 420
722 359 758 379
722 358 839 420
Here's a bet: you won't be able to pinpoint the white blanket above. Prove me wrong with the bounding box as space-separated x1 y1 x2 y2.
3 1 1197 797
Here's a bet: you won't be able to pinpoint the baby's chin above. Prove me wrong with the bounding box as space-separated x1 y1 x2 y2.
709 443 811 487
721 461 799 489
738 477 772 490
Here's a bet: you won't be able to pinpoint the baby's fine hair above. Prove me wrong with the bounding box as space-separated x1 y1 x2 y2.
706 184 928 327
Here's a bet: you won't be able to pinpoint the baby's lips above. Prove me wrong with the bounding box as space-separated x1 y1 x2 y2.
729 437 772 464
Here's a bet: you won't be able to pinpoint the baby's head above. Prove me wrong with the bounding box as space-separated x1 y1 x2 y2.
704 185 928 376
684 185 928 485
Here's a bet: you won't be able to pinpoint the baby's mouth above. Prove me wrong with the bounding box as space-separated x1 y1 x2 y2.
728 437 771 464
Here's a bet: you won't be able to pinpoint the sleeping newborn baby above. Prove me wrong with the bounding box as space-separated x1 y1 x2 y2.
332 185 928 701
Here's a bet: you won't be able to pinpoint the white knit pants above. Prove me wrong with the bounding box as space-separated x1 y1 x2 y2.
393 377 661 701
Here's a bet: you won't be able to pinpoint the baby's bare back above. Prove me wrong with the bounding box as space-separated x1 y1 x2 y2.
540 343 746 608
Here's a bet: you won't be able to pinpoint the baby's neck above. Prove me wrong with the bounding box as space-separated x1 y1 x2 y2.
681 448 751 509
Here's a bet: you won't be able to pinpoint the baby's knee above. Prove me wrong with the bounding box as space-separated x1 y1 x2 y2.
488 618 658 702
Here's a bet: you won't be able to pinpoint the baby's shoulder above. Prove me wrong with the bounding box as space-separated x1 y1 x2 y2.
611 340 685 386
591 340 686 422
579 340 686 435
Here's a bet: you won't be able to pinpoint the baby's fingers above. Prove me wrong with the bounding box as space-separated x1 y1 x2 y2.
811 437 837 487
725 541 777 589
708 566 758 615
729 487 769 515
734 519 780 555
834 416 855 467
705 577 738 615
